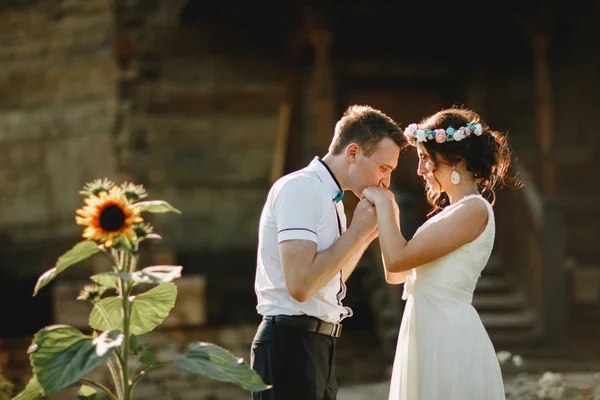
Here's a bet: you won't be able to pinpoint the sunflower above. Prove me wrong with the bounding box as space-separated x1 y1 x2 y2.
121 181 148 201
75 186 144 247
80 178 115 196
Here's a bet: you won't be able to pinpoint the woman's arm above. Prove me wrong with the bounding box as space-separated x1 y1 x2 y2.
363 188 488 273
383 261 413 284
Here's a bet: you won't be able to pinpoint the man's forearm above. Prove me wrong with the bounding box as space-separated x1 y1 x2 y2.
341 239 372 282
301 228 369 299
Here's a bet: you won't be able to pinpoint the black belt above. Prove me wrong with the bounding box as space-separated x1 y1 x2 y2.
263 315 343 338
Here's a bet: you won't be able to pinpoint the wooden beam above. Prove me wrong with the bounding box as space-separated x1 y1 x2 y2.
509 8 557 195
532 34 557 195
270 103 292 184
310 28 335 153
270 32 302 183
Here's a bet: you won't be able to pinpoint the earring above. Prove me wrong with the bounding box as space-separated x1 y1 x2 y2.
451 168 461 185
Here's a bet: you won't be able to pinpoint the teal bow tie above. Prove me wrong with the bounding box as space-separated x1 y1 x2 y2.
333 190 344 203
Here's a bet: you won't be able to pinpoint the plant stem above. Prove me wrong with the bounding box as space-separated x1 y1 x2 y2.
101 247 119 268
130 362 170 392
123 244 140 399
107 353 124 399
80 378 119 400
117 248 133 400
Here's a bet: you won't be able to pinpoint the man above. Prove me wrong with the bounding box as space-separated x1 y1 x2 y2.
251 105 403 400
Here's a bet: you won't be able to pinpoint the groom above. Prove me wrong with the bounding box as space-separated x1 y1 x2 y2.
251 105 403 400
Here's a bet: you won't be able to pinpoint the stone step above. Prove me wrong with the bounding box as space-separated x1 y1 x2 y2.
480 310 538 329
488 328 544 347
481 253 508 275
474 275 512 293
473 291 526 311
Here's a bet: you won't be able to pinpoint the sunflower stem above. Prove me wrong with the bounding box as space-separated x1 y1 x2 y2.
122 242 141 400
120 286 131 400
80 378 119 400
130 362 170 391
100 246 119 268
106 353 124 399
118 249 133 400
129 242 139 273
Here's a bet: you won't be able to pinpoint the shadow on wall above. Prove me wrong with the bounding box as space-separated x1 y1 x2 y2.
0 233 53 338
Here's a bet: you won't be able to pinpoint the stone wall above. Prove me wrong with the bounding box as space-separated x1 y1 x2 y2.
0 0 119 278
1 0 600 397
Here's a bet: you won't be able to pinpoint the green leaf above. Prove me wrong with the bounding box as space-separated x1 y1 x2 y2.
89 297 121 331
90 273 119 290
33 241 101 296
139 349 157 367
172 342 270 392
89 283 177 335
129 335 141 354
133 200 181 214
27 326 123 395
118 265 183 285
12 375 43 400
111 236 137 254
77 384 97 400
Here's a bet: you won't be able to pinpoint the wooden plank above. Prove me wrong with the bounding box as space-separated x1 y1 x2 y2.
143 82 283 116
270 103 291 184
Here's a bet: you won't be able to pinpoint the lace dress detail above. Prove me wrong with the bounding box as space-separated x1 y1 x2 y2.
388 194 505 400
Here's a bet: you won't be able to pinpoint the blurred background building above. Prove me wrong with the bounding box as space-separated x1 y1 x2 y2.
0 0 599 398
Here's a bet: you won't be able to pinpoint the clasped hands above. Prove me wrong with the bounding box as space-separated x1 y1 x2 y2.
349 184 399 243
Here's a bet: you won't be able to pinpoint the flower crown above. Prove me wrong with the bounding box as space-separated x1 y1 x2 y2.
404 122 483 144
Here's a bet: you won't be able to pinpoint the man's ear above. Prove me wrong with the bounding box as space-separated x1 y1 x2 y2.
345 143 360 163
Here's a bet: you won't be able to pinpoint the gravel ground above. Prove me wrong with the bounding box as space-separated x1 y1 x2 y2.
337 372 600 400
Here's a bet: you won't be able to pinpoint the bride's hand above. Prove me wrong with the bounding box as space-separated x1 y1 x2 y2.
362 186 393 206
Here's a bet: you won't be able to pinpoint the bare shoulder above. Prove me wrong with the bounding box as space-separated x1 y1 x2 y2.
451 196 487 216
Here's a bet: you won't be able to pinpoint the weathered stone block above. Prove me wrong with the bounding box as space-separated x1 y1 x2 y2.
52 280 94 328
52 274 206 329
150 186 267 250
162 274 207 328
144 115 279 185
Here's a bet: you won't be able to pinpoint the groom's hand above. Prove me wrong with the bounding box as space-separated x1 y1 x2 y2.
349 198 378 239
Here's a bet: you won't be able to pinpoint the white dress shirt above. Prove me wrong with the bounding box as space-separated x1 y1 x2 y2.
254 157 353 323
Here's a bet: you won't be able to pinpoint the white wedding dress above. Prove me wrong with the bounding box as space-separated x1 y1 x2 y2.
388 194 505 400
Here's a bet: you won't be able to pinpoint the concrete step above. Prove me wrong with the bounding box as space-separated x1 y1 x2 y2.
482 253 509 275
474 275 512 293
480 309 538 329
488 328 544 346
473 291 526 311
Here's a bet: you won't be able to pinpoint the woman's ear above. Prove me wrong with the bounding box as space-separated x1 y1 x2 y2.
345 143 360 163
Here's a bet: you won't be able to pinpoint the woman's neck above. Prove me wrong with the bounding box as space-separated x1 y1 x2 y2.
446 182 479 204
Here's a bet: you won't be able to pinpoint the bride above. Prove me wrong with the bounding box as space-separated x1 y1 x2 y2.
362 107 521 399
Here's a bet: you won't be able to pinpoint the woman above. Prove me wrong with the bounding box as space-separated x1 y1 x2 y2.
362 107 522 399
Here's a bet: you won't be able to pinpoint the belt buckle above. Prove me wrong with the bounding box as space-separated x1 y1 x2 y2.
332 323 342 337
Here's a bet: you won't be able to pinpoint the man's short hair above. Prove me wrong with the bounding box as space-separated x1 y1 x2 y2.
329 105 403 157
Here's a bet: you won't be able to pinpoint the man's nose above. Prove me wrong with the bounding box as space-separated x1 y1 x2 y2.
380 174 391 189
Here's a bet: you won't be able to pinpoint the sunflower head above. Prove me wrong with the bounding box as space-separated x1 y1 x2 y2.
134 222 154 238
75 186 144 248
121 181 148 202
77 284 106 303
80 178 115 196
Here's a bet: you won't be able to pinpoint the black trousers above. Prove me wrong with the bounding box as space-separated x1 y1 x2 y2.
250 318 338 400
